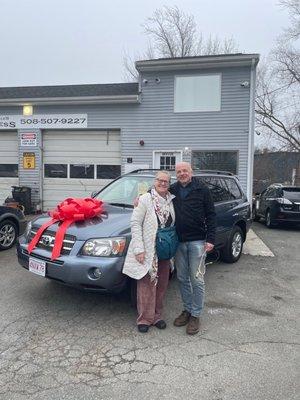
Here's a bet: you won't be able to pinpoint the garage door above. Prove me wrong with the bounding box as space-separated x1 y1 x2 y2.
43 130 121 210
0 131 18 205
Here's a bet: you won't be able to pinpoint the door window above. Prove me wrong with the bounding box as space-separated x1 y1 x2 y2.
0 164 18 177
160 156 176 170
70 164 94 179
44 164 67 178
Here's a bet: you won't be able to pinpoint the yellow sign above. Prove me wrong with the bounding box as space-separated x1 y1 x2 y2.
23 152 35 169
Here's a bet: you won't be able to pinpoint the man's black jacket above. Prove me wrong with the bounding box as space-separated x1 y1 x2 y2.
170 177 216 244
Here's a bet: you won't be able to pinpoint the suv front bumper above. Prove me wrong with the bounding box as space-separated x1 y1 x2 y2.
17 235 128 293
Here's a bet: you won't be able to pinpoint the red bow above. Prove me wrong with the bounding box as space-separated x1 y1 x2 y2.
28 197 104 260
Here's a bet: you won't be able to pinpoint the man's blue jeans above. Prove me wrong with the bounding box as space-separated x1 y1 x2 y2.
175 240 206 317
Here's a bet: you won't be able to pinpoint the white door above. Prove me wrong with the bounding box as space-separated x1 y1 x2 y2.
153 151 182 170
0 131 18 205
42 130 121 210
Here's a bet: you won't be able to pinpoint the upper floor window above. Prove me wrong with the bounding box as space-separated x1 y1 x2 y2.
174 74 221 112
192 151 238 175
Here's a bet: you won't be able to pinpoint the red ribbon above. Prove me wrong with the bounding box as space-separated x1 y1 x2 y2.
28 197 104 260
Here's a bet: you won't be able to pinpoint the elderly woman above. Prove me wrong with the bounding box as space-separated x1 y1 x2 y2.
123 171 176 333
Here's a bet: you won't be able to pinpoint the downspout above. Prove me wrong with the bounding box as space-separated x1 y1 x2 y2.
247 58 257 204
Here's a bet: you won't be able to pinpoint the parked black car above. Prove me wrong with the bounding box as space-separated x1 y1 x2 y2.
0 205 27 250
253 183 300 228
17 170 251 295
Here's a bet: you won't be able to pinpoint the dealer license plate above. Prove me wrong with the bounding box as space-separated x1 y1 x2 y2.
29 257 46 277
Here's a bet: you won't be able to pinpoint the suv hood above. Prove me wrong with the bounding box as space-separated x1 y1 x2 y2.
31 204 132 240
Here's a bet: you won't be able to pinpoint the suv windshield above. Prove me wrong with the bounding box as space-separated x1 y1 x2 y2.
283 188 300 201
95 175 156 206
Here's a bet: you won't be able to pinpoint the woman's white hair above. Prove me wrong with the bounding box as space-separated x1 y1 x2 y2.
155 170 171 181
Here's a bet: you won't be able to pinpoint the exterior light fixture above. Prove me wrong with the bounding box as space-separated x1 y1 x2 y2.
183 146 191 156
139 140 145 146
23 105 33 116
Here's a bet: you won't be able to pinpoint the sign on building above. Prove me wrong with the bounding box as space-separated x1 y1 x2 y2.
0 114 88 129
23 152 35 169
21 133 37 147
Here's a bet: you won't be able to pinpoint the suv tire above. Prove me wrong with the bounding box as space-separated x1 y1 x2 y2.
265 210 275 229
0 220 18 250
221 225 243 263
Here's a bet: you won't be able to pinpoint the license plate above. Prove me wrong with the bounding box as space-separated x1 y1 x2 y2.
29 257 46 277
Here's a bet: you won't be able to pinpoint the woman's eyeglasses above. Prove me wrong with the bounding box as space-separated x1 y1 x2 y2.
155 178 170 185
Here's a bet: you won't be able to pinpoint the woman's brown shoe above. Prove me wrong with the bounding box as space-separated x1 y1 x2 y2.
186 316 200 335
173 310 191 326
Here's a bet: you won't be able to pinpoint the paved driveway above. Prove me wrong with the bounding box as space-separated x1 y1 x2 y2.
0 223 299 400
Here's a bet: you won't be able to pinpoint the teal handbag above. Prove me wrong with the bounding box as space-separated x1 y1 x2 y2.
156 225 179 260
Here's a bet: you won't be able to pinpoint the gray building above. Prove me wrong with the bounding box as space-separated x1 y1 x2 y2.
0 53 259 211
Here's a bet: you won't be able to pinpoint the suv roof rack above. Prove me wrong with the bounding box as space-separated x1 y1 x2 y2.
193 169 234 176
127 168 234 176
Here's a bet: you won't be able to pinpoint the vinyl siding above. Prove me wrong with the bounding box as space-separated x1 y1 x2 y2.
0 64 254 208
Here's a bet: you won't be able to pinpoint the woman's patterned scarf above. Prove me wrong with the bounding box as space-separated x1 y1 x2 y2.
150 188 174 227
149 188 175 283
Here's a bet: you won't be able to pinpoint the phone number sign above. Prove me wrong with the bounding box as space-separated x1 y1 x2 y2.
0 114 88 129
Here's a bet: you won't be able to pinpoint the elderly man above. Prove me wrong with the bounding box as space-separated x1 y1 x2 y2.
170 162 216 335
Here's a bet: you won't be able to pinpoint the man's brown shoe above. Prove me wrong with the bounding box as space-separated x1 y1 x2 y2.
186 316 200 335
173 310 191 327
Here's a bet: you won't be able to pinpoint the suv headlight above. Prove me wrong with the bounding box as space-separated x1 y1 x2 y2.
82 237 126 257
24 221 32 240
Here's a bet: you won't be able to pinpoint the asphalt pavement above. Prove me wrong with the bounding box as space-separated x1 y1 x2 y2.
0 222 299 400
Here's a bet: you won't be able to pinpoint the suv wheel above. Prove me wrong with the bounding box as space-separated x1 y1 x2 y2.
0 220 18 250
221 226 243 263
265 210 275 229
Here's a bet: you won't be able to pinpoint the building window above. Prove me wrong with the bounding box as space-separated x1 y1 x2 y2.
44 164 67 178
174 74 221 112
160 156 176 170
70 164 94 179
0 164 18 177
192 151 238 174
97 165 121 179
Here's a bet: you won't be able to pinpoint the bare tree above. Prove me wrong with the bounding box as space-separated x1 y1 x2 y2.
255 1 300 151
123 6 238 80
279 0 300 40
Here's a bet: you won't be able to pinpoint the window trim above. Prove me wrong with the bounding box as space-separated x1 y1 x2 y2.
174 73 222 113
192 149 239 175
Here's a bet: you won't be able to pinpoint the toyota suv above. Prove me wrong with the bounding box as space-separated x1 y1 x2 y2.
17 170 251 300
253 183 300 228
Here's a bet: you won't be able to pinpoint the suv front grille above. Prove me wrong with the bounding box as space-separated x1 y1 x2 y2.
28 229 76 255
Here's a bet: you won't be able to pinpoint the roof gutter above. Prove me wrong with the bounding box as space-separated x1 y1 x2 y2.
136 54 260 72
0 94 140 106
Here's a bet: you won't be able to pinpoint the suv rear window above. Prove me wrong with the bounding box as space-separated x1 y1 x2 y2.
283 188 300 201
198 177 231 203
224 178 242 199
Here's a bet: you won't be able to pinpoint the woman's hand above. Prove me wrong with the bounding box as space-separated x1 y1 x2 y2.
135 252 145 264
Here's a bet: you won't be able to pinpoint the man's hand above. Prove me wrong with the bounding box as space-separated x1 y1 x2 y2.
135 252 145 264
204 242 214 252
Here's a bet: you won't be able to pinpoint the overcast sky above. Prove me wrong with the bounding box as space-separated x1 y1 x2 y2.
0 0 292 87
